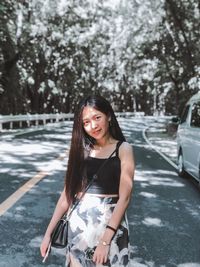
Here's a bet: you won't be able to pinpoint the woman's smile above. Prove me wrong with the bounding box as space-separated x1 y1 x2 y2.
92 129 101 135
82 106 110 142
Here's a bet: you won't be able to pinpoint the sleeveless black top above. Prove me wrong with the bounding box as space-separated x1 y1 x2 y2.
85 141 123 194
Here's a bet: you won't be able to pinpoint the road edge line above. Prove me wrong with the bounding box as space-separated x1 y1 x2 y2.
142 127 178 170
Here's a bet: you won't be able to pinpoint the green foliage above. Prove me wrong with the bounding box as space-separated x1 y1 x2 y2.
0 0 199 115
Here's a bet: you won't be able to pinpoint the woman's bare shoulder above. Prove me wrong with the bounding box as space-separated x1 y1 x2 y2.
120 141 133 151
119 141 134 159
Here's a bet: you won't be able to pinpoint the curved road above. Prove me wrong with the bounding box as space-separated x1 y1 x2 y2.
0 118 200 267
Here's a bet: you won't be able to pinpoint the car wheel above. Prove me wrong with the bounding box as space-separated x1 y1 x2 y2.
178 151 186 177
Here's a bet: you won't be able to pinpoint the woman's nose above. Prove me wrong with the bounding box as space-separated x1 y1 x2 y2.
91 120 97 129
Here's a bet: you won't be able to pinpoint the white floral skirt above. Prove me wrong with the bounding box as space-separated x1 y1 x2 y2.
66 194 130 267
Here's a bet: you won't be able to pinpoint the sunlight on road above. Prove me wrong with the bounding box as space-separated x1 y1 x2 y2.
1 118 200 266
139 192 157 198
129 257 200 267
178 264 200 267
142 217 163 227
135 169 185 188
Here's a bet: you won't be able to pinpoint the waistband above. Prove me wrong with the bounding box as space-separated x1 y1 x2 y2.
76 193 119 204
86 186 119 196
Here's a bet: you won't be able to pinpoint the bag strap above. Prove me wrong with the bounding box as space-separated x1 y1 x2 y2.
66 142 120 219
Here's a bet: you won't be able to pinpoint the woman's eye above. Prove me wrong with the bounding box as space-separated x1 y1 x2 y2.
83 121 89 126
95 116 101 120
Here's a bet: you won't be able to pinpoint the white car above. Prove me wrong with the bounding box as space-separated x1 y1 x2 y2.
177 92 200 181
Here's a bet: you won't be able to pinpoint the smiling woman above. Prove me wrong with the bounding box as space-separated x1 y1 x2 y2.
40 95 135 266
82 107 110 143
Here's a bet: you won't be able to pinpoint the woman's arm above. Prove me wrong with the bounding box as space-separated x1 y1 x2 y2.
102 142 134 240
40 189 69 257
93 142 135 264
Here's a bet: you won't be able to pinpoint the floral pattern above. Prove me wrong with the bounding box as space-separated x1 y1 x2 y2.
65 194 130 267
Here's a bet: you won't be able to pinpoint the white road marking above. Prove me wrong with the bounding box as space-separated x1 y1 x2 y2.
142 127 178 170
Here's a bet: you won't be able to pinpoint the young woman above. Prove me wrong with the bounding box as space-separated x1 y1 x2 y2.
40 95 135 266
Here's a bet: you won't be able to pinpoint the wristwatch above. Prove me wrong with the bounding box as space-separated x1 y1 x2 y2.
99 240 110 246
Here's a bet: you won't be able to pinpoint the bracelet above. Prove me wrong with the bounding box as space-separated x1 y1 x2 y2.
99 240 110 246
106 225 117 234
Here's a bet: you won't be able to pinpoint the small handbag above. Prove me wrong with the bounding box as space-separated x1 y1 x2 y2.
51 213 69 248
42 146 118 262
50 180 94 250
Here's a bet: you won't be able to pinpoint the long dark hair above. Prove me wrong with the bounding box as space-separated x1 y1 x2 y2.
65 95 126 205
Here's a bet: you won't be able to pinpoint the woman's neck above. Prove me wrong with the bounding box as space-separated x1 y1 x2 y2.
95 137 116 149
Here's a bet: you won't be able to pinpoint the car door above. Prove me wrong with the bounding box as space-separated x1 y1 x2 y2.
187 101 200 179
177 105 191 171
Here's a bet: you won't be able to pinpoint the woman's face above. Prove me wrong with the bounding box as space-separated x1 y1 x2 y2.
82 106 110 141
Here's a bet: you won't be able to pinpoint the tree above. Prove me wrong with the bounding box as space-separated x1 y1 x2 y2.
0 1 24 114
0 0 199 115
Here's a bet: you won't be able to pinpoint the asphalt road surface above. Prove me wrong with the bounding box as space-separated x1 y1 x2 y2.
0 118 200 267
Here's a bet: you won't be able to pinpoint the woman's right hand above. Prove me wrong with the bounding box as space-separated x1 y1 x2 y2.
40 234 51 258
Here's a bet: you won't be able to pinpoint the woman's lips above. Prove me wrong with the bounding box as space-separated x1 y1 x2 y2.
92 129 101 135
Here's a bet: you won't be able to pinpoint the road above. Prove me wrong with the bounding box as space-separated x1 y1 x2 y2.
0 118 200 267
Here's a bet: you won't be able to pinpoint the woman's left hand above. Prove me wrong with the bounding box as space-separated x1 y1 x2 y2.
93 243 110 264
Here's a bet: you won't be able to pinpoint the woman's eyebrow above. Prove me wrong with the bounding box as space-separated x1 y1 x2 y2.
83 113 100 121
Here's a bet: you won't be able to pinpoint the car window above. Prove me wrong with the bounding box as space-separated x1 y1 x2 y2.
180 105 190 124
190 101 200 128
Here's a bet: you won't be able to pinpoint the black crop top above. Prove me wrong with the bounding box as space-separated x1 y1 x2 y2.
85 141 123 194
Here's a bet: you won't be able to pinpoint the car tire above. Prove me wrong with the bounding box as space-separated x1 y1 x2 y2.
178 151 186 177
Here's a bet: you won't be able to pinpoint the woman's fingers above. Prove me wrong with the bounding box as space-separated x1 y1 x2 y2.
41 242 51 263
95 255 103 265
40 243 45 257
104 255 108 264
40 244 47 257
93 245 109 264
40 235 51 257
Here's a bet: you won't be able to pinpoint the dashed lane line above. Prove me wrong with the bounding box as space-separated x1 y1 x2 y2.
142 127 178 170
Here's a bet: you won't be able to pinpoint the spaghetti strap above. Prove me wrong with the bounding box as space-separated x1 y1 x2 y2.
116 141 123 158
